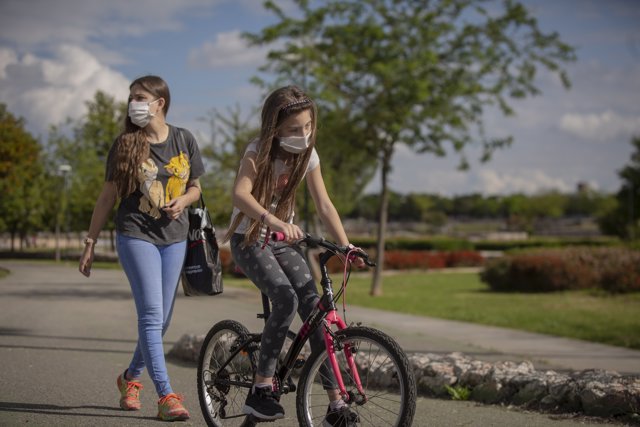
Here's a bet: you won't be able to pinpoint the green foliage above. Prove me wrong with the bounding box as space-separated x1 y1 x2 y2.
347 236 619 252
445 385 471 401
0 104 45 247
45 91 126 234
473 236 620 251
347 190 615 230
598 136 640 240
198 105 259 226
248 0 575 294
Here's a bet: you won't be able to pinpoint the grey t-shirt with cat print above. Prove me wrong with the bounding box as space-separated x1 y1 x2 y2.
105 125 205 245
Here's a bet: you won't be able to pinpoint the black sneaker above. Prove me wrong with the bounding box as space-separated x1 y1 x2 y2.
243 386 284 420
323 405 359 427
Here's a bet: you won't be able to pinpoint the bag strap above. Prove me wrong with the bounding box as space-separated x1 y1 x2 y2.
176 126 215 233
197 193 216 233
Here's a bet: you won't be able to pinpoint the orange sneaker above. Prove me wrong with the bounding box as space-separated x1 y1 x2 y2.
157 393 190 421
116 372 143 411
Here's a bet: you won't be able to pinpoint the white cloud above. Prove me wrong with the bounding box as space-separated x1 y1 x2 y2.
0 45 130 136
188 31 270 69
559 110 640 141
0 48 17 78
0 0 215 49
476 169 572 195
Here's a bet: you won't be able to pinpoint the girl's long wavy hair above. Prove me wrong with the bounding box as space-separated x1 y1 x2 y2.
110 75 171 198
225 85 317 245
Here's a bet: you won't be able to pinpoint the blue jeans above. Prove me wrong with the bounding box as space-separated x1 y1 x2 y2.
116 234 187 397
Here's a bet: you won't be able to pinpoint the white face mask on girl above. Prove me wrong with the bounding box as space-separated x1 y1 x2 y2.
279 133 311 154
128 99 159 128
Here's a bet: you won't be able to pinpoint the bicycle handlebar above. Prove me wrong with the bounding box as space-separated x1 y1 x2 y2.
270 231 376 267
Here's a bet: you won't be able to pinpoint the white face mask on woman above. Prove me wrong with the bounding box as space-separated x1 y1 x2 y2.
279 133 311 154
128 99 159 128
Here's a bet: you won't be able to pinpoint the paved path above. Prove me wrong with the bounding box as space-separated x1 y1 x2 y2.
0 261 633 426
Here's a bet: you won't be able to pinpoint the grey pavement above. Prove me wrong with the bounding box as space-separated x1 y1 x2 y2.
0 260 632 426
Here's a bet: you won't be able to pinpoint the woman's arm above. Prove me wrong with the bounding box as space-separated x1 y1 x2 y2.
232 152 303 241
306 164 350 246
79 182 118 277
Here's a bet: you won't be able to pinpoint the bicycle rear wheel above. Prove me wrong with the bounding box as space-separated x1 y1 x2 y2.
296 326 416 427
197 320 257 427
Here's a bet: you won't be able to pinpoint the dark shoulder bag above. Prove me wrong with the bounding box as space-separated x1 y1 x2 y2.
181 194 223 296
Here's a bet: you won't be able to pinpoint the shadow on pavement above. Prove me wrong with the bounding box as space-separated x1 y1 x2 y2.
0 401 154 421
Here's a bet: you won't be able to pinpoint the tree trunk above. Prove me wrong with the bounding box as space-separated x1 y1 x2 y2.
370 147 392 296
10 230 16 252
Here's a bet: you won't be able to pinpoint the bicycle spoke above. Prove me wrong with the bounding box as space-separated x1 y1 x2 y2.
296 326 416 427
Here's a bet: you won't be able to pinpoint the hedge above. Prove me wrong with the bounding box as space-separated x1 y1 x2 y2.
350 236 620 252
480 247 640 293
222 247 484 275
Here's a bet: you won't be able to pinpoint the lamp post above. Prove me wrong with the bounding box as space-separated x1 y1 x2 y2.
54 164 72 262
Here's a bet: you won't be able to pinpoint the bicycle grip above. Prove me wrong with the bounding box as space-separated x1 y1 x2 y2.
271 231 286 241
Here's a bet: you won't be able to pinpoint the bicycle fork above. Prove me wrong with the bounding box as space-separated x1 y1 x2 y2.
323 310 367 404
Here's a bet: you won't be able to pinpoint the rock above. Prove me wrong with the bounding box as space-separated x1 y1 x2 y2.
168 336 640 420
167 333 204 363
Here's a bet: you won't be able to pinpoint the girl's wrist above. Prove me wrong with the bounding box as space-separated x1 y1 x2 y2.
260 211 270 225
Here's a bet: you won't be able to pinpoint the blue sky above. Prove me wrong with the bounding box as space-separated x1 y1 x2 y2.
1 0 639 196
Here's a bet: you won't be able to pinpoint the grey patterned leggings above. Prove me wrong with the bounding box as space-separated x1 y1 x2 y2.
230 233 328 379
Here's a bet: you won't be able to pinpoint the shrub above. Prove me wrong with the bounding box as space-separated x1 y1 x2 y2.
599 250 640 293
446 250 484 267
315 249 484 273
219 248 235 274
480 247 640 293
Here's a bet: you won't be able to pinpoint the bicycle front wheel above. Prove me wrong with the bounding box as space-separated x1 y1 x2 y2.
296 326 416 427
197 320 256 427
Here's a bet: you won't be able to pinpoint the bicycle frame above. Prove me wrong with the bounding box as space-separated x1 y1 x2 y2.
210 238 366 403
276 248 365 401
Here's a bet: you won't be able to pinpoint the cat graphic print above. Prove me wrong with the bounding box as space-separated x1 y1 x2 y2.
137 152 191 219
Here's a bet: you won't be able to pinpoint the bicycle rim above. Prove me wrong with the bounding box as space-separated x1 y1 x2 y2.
296 326 416 427
197 320 255 427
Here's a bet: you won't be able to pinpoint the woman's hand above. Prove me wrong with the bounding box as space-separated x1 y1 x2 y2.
79 244 95 277
163 196 189 220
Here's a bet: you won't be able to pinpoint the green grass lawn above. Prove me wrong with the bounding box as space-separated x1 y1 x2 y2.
226 271 640 350
3 258 638 350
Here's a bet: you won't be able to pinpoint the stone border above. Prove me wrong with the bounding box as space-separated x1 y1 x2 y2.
169 334 640 421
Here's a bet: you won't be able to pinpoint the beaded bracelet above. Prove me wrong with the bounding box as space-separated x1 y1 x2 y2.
260 211 269 224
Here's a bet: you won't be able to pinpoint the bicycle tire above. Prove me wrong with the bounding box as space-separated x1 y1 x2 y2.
197 320 256 427
296 326 416 427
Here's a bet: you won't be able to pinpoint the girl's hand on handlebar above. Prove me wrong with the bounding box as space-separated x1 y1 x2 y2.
268 219 303 243
347 246 367 269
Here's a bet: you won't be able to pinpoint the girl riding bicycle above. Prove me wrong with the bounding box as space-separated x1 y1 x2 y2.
224 85 362 425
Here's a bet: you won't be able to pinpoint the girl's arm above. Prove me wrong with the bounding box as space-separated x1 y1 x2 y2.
305 164 350 247
232 152 303 240
79 181 118 277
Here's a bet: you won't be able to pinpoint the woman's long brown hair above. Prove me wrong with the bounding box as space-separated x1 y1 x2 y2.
110 75 171 199
225 85 317 245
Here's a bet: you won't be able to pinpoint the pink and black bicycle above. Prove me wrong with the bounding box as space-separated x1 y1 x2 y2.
197 232 416 426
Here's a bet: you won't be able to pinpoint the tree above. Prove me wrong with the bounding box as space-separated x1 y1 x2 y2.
246 0 576 295
199 105 259 227
0 104 45 250
599 136 640 239
46 91 126 248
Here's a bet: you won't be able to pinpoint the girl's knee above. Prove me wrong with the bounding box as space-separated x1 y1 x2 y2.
272 290 299 317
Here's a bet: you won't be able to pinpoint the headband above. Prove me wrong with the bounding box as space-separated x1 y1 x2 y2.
280 98 313 113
